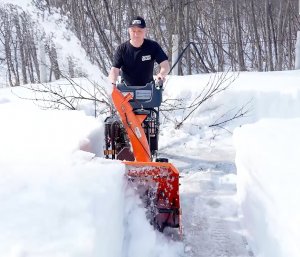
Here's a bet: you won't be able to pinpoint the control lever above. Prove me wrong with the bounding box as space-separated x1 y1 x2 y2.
155 78 164 89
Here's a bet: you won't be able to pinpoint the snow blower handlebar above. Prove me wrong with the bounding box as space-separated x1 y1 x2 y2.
155 78 164 89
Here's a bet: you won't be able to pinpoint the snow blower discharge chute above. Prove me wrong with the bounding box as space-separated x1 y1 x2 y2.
104 82 181 233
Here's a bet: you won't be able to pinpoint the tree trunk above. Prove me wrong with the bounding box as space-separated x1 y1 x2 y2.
250 0 263 71
232 0 246 71
265 0 274 71
15 15 28 84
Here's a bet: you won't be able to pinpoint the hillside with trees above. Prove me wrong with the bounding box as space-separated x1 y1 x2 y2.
1 0 299 86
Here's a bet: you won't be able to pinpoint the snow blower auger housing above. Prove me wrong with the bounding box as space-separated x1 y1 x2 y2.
104 82 181 233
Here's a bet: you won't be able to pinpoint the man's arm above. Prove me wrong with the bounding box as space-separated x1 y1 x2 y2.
157 60 170 81
108 67 120 85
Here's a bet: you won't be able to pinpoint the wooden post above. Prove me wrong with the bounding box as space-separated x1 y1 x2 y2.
172 34 179 75
296 0 300 69
296 32 300 69
39 39 48 83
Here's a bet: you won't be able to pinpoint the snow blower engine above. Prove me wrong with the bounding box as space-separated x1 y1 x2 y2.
104 81 181 233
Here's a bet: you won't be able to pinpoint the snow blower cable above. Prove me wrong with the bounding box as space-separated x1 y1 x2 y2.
164 41 209 89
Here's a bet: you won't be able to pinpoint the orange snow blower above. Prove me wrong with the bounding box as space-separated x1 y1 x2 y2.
104 82 181 232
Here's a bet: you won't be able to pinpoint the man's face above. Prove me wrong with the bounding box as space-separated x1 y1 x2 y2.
128 27 146 41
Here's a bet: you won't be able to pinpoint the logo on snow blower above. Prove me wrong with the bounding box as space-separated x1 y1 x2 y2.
135 127 142 138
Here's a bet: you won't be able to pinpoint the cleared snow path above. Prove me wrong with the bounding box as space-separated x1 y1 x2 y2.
160 149 254 257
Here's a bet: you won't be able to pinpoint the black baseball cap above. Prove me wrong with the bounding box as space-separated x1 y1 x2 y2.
129 16 146 28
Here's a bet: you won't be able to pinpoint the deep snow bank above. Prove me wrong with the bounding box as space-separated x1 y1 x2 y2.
0 102 126 256
160 70 300 161
222 70 300 124
233 119 300 257
0 100 183 257
165 70 300 129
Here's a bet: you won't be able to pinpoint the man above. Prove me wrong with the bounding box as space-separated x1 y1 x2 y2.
108 16 170 87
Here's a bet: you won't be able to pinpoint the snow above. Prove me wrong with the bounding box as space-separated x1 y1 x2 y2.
0 0 31 10
159 70 300 257
234 119 300 257
2 70 299 257
0 0 111 91
0 98 183 257
1 1 300 256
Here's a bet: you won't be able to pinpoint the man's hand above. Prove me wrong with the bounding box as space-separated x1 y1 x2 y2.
157 60 170 81
156 72 167 81
155 77 164 88
108 67 120 85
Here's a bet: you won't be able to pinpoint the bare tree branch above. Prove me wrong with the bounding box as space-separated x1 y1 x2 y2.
208 99 253 131
13 74 111 117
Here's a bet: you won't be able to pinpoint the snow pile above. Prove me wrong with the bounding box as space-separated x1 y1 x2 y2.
164 70 300 257
0 101 124 256
222 70 300 124
0 155 126 257
230 70 300 257
160 70 300 161
165 70 300 130
0 100 183 257
234 119 300 257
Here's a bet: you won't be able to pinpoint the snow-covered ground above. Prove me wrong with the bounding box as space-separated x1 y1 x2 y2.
1 70 300 257
1 1 300 256
162 71 300 257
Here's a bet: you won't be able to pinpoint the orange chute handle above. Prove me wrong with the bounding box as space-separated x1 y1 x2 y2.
111 86 151 162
